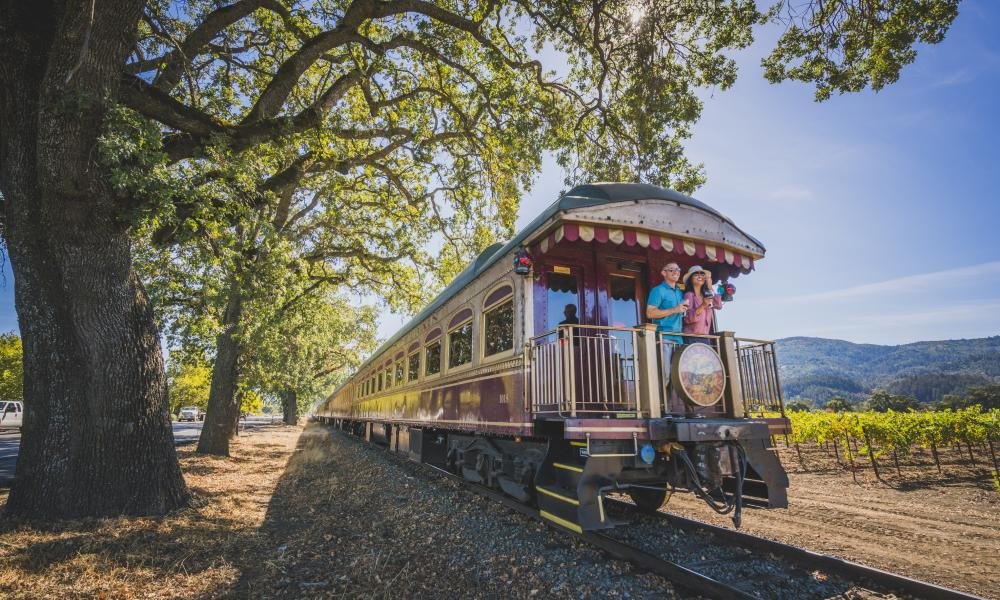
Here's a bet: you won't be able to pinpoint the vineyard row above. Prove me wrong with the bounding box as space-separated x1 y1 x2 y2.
775 407 1000 481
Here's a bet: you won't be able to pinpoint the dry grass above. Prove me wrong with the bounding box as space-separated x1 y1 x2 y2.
0 425 302 599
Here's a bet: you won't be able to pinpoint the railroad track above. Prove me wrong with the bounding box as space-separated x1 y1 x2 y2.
420 468 982 599
335 428 983 600
601 497 985 600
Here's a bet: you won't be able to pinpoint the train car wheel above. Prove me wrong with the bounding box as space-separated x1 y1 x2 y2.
627 487 667 511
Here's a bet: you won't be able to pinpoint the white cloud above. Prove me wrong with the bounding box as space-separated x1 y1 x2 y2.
842 299 1000 328
778 261 1000 303
929 68 976 88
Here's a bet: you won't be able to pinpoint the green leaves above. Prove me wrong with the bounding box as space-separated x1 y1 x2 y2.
166 351 212 414
0 333 23 402
763 0 961 101
118 0 964 414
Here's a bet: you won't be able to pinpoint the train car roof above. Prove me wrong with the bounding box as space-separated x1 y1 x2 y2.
344 182 761 378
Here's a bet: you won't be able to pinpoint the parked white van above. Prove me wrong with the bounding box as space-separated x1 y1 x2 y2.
0 401 23 431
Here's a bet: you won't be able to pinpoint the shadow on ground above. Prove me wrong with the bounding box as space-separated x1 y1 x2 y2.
0 430 298 598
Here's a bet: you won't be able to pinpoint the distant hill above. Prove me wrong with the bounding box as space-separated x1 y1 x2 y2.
775 336 1000 405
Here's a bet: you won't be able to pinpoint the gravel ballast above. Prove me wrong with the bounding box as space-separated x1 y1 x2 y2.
238 425 688 599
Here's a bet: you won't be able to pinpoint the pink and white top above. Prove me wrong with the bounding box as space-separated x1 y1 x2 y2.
682 291 722 336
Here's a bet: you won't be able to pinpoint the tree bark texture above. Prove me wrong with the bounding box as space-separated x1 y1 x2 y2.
282 389 298 425
0 0 189 518
197 290 244 456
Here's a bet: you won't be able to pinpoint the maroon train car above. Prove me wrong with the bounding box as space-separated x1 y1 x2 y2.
317 183 790 531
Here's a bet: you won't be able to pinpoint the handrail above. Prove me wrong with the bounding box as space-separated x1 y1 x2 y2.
730 336 775 345
655 332 728 417
527 324 784 420
531 323 644 343
529 324 641 418
734 337 785 416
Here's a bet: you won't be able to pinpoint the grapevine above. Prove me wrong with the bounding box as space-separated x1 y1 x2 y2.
781 407 1000 482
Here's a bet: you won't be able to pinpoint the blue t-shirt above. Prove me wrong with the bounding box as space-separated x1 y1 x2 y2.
647 282 684 343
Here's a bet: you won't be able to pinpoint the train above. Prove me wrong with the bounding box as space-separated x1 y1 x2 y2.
316 182 790 531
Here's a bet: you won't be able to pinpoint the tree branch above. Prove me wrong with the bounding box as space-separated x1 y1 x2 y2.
119 73 225 137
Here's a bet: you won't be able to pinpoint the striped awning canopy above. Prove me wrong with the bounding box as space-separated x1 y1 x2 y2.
533 222 757 271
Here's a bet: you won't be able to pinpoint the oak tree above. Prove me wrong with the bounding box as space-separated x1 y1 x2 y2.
0 0 962 517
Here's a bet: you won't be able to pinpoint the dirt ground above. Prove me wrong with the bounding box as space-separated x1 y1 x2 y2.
0 425 304 599
661 442 1000 599
0 427 996 599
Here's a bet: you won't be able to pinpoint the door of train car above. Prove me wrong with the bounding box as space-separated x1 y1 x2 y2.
598 258 647 413
538 263 588 334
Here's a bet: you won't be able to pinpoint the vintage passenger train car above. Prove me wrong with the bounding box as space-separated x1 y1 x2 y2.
316 183 790 531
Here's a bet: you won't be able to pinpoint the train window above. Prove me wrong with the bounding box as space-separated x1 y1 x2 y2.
395 361 404 385
484 299 514 356
484 284 513 309
448 321 473 368
377 372 383 392
371 376 375 394
546 270 579 330
425 341 442 376
385 367 392 389
407 352 420 381
609 274 639 328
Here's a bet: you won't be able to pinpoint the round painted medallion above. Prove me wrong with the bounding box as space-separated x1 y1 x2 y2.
671 343 726 406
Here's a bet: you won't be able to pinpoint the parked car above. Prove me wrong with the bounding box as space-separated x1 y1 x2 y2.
178 406 204 422
0 401 23 431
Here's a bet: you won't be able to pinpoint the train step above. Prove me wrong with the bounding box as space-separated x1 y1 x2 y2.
534 440 629 532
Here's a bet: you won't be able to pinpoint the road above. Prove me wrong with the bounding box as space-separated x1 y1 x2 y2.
0 416 282 487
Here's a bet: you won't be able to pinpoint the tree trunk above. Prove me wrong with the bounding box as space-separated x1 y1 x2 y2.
282 389 298 425
0 1 189 518
844 436 857 484
988 438 998 476
930 442 942 473
861 426 881 481
197 289 244 456
965 440 976 464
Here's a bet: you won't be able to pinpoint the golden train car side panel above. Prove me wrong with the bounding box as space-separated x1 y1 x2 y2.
318 183 789 531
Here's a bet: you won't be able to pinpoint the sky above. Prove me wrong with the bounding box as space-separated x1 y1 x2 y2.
513 0 1000 346
0 2 997 348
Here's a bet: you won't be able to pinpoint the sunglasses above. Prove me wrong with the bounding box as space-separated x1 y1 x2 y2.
663 268 680 273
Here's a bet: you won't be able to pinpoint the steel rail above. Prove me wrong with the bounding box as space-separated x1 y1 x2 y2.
606 498 985 600
332 427 984 600
419 463 755 600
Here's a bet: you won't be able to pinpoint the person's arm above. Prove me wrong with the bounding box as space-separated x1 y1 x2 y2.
647 287 687 320
683 292 698 324
647 303 686 319
705 272 722 310
646 287 663 320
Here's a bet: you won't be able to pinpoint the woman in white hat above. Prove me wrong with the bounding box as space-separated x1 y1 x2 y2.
682 265 722 345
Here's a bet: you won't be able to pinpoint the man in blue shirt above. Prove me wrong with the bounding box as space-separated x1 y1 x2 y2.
646 262 689 344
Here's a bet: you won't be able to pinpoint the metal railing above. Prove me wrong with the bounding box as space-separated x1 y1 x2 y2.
656 332 728 417
527 324 785 419
529 325 641 417
735 337 785 416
